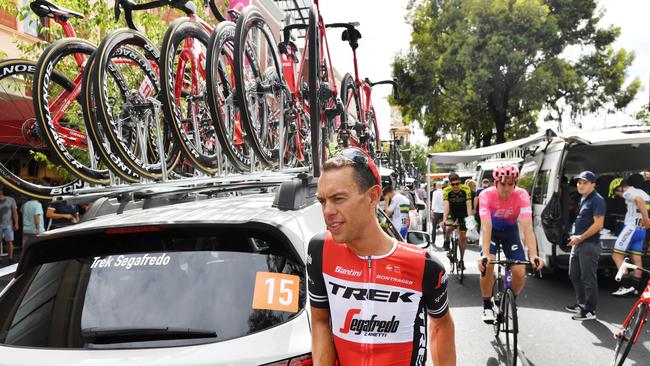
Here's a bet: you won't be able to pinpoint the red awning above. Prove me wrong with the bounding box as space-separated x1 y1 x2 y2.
0 96 35 146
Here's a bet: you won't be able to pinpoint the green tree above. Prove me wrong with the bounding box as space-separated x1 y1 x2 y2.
393 0 641 146
633 103 650 125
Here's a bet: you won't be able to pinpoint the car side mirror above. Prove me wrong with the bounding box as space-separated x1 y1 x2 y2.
407 230 431 249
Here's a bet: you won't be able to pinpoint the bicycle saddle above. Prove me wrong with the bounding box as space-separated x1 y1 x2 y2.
341 28 361 50
30 0 84 20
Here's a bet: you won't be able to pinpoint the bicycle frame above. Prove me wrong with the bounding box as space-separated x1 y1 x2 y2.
622 281 650 344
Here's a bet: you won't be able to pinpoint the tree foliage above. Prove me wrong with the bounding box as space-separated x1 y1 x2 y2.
392 0 641 147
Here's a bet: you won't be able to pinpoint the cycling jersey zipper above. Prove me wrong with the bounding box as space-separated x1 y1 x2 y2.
367 256 372 269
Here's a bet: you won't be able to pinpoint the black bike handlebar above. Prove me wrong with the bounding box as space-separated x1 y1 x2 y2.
366 78 397 88
325 22 360 30
115 0 202 31
480 257 539 277
282 23 308 45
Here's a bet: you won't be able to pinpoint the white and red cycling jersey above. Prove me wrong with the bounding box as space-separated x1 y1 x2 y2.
307 232 448 366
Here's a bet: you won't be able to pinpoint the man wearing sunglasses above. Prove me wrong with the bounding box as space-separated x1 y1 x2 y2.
477 164 544 324
442 173 473 270
308 148 456 366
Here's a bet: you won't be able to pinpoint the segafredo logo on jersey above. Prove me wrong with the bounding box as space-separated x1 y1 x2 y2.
339 309 400 336
328 282 415 302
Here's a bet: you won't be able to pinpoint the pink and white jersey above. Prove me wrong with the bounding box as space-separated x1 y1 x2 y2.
478 186 532 231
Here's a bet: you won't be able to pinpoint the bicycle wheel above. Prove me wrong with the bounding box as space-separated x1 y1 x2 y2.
503 289 518 366
612 302 647 366
0 59 85 199
206 21 251 172
492 276 504 337
339 73 360 149
364 104 380 159
160 18 220 174
233 5 285 167
81 48 142 183
93 28 179 180
33 38 109 185
307 3 321 175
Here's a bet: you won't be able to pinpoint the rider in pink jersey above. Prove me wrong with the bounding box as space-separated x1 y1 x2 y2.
476 164 544 324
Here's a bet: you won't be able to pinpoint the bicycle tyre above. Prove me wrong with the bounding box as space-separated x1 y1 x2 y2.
503 289 518 366
81 47 142 183
365 104 380 159
492 276 504 337
206 20 251 172
33 38 109 184
612 302 647 366
339 73 359 149
160 18 220 174
233 5 284 167
0 59 85 199
307 3 321 176
93 28 178 180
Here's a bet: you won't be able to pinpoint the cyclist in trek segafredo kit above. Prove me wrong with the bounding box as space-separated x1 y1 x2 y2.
476 164 544 324
609 177 650 297
308 148 456 366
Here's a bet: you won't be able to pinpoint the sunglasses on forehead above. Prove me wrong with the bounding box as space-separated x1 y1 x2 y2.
339 148 381 186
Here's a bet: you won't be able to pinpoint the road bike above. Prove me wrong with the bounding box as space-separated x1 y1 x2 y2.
611 258 650 366
335 22 396 159
233 2 343 175
482 253 536 366
445 221 464 283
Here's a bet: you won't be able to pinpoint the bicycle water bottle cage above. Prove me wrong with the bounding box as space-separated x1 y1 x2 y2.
341 28 361 50
30 0 84 20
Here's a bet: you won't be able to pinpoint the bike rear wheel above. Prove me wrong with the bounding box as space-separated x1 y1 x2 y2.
206 21 251 172
160 18 219 174
612 302 647 366
503 289 518 366
233 5 285 167
93 29 179 180
339 73 360 150
307 3 321 175
0 59 85 199
33 38 109 184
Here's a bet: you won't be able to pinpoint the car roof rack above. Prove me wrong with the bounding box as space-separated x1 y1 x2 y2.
53 168 318 219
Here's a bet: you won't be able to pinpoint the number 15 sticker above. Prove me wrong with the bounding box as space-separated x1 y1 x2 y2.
252 272 300 313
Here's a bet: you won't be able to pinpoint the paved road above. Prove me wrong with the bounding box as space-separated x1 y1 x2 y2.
429 233 650 366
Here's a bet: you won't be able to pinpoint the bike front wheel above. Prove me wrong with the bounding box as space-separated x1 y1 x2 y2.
503 289 518 366
612 302 647 366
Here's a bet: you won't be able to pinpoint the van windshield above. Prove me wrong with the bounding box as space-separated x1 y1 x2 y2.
0 226 305 349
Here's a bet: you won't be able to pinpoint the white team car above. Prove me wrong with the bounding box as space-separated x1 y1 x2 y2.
0 175 429 365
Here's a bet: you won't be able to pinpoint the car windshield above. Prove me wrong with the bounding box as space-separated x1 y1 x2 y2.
0 226 305 349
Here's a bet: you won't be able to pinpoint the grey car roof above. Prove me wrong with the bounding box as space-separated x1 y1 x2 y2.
40 193 325 259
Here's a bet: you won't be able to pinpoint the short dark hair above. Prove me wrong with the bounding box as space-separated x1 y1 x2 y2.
322 156 378 193
382 184 395 196
448 172 460 182
627 173 643 188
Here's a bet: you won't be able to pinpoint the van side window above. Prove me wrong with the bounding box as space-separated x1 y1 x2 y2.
518 171 535 194
532 170 551 204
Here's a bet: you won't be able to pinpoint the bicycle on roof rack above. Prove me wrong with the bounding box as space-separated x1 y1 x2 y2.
333 22 396 160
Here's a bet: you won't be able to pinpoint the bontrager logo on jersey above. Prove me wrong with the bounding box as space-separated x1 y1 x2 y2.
339 309 400 336
335 266 362 277
329 282 415 303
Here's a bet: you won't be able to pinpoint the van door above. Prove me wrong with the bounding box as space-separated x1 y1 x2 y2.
536 141 568 266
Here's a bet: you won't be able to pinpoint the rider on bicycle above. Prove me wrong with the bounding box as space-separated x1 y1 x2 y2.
442 172 473 270
477 164 544 324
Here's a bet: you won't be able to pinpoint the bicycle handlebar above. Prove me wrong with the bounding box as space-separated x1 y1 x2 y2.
615 258 650 281
365 78 397 88
325 22 360 30
115 0 200 31
480 257 538 277
282 23 308 45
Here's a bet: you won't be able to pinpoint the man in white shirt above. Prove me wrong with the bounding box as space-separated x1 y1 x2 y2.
383 185 412 238
609 177 650 296
431 182 445 246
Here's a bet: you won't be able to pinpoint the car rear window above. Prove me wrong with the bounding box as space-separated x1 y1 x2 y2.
0 226 305 349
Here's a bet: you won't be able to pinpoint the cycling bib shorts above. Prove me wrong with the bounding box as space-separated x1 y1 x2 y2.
614 225 646 255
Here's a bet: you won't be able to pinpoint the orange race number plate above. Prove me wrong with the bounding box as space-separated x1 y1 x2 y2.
252 272 300 313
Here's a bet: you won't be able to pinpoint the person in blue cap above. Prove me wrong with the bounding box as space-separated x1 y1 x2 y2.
565 171 606 321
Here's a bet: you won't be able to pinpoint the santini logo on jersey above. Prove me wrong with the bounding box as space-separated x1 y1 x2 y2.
339 309 400 336
329 282 415 303
335 266 362 277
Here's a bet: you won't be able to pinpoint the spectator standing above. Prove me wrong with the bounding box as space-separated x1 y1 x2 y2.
0 187 18 261
566 171 606 321
46 201 80 230
21 199 45 249
431 182 445 245
383 185 412 238
475 178 491 232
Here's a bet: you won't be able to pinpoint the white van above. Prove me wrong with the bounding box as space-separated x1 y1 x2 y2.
472 158 523 183
428 126 650 273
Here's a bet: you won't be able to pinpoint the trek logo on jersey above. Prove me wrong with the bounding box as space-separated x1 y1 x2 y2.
339 309 400 336
335 266 362 277
329 282 415 303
